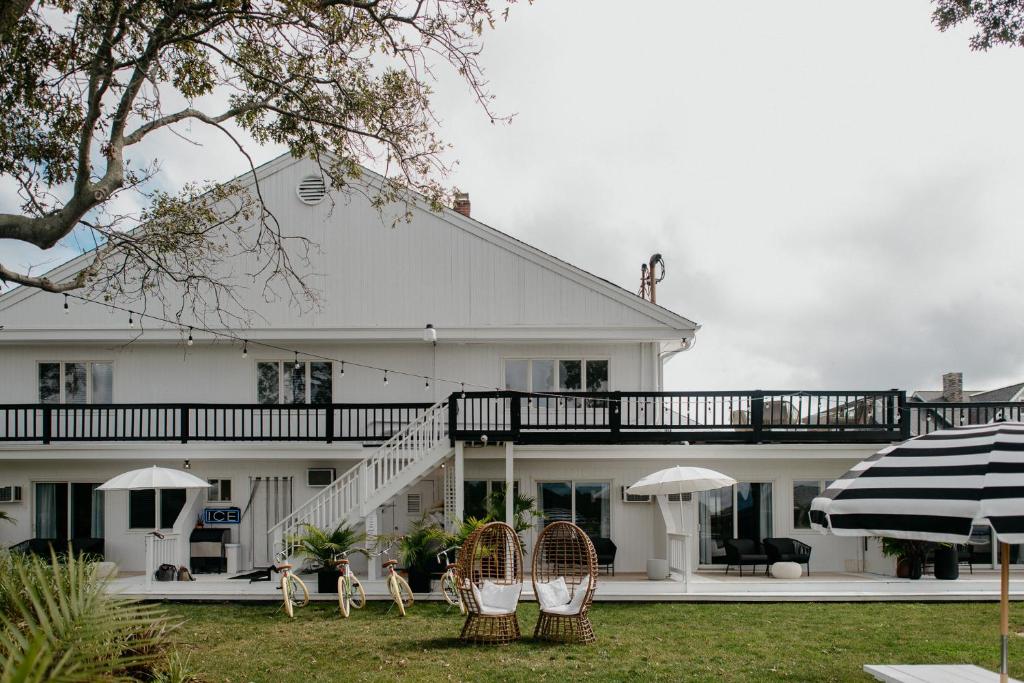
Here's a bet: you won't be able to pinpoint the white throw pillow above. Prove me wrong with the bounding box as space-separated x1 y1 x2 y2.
566 574 591 614
481 580 522 613
536 576 571 610
471 582 484 609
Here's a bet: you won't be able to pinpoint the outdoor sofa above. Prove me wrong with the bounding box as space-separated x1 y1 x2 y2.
723 538 769 576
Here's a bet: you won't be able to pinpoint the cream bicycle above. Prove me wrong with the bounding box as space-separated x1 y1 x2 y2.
437 546 464 614
334 551 366 618
379 544 414 617
274 550 309 618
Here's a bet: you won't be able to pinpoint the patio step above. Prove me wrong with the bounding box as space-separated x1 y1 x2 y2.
268 399 452 556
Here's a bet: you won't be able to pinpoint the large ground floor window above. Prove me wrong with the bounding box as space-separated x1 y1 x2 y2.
536 481 611 538
34 482 104 540
698 482 773 565
128 488 186 530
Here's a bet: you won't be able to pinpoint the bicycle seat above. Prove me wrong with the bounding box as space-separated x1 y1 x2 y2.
382 559 398 568
446 563 458 570
337 558 349 565
276 562 293 570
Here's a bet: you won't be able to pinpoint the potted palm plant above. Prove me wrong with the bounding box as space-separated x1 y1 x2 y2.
881 538 928 580
290 522 365 593
394 517 447 594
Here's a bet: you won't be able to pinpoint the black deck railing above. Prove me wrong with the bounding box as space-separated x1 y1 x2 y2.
0 392 1020 445
449 390 907 444
0 402 432 444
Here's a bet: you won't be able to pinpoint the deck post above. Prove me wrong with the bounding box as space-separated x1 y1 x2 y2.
504 441 514 524
179 406 189 444
454 441 465 522
41 405 51 444
897 391 910 441
364 510 379 581
324 405 334 444
751 391 765 443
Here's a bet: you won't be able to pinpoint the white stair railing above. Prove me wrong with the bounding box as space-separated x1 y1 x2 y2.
269 399 451 556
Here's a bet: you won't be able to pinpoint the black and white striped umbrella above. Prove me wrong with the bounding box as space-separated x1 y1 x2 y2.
810 422 1024 543
810 421 1024 682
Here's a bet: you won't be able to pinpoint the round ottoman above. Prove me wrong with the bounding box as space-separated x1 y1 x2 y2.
646 558 670 580
770 562 802 579
92 561 119 579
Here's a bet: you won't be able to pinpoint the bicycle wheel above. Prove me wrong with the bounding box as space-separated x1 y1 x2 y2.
440 572 461 608
388 572 413 617
337 574 350 618
281 573 294 618
348 573 366 610
287 573 310 611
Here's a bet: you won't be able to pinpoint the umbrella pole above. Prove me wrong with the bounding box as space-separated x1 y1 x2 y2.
1001 542 1010 683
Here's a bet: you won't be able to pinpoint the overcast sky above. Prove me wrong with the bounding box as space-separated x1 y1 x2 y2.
3 0 1024 393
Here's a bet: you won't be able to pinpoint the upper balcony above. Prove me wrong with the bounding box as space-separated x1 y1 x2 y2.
1 390 1020 447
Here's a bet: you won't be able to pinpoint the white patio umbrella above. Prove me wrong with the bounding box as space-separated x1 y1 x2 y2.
627 466 737 581
98 465 211 491
810 422 1024 683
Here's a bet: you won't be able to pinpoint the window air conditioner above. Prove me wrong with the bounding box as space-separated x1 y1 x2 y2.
621 486 652 503
0 485 23 503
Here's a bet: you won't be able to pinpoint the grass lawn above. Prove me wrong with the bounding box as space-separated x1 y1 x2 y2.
164 600 1024 682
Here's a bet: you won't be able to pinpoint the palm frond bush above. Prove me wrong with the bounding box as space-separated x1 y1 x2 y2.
0 551 187 682
484 486 542 533
290 522 366 568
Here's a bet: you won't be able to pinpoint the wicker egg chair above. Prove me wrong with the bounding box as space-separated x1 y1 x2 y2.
453 521 524 644
531 521 598 644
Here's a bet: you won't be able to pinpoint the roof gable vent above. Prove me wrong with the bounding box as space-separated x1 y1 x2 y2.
296 174 327 205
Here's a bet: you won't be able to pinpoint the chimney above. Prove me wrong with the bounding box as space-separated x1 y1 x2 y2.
453 192 471 217
942 371 963 403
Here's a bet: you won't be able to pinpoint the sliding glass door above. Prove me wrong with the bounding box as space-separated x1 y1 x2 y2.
698 482 772 565
34 482 104 540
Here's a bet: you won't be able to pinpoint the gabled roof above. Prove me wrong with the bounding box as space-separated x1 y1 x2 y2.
910 383 1024 403
0 152 700 343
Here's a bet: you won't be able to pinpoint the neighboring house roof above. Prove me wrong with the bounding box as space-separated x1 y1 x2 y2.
910 383 1024 403
0 152 700 343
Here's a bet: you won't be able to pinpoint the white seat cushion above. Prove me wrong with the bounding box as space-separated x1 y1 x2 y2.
535 576 570 610
479 581 522 614
542 574 591 616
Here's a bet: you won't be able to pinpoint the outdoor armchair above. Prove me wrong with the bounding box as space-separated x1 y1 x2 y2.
453 521 523 644
590 537 617 575
763 537 812 576
723 538 769 576
532 521 598 644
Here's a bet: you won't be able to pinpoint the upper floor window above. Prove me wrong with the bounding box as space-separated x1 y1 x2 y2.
38 362 113 404
504 359 609 393
256 361 332 404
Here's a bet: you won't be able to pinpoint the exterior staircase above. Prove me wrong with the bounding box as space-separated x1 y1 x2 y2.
268 399 453 557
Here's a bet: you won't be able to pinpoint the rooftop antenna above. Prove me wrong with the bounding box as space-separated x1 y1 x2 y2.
638 253 665 303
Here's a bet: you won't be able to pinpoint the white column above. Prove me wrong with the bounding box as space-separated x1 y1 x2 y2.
504 441 514 524
364 510 379 581
454 441 465 522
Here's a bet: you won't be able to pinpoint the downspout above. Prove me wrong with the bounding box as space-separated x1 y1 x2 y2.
657 335 697 390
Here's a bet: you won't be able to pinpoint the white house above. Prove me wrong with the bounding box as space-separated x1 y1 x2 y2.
0 153 946 582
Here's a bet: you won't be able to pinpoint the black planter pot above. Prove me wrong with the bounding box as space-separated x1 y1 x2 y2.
406 568 432 594
934 546 960 580
317 568 338 593
897 556 923 580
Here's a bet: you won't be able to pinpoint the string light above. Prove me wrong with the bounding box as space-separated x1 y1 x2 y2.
54 291 811 410
128 312 134 328
424 378 430 391
242 340 248 358
294 351 301 369
63 294 69 314
339 362 345 378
